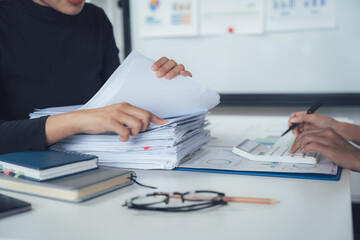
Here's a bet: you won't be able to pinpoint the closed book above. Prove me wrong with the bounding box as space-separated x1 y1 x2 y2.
0 167 135 203
0 150 98 181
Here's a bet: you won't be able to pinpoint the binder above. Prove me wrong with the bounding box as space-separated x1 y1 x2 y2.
175 146 342 181
175 167 342 181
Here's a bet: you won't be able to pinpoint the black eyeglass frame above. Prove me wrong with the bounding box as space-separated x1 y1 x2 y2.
123 190 227 212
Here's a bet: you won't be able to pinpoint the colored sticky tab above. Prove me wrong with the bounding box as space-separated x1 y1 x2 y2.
4 169 10 176
14 171 24 179
143 146 151 150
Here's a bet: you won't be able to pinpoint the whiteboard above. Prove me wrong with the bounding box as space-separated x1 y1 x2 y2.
130 0 360 98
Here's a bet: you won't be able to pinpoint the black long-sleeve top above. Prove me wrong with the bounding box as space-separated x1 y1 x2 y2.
0 0 120 154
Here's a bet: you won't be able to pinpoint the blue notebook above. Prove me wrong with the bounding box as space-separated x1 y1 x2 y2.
0 150 98 182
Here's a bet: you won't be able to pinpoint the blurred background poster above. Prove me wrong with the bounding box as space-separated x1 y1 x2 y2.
138 0 199 38
266 0 336 31
200 0 264 36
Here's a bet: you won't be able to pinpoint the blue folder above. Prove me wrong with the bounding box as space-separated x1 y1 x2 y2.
175 166 342 181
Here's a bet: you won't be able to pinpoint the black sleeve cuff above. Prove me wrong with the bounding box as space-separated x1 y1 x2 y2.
0 116 50 154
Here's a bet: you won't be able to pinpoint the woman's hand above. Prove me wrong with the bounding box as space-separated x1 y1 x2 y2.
152 57 192 80
288 111 360 143
289 127 360 171
45 102 167 145
288 111 340 137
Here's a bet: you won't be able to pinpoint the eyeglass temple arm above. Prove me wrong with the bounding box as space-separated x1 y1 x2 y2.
155 192 278 204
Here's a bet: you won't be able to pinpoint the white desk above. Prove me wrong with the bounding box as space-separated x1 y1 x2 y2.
0 111 354 240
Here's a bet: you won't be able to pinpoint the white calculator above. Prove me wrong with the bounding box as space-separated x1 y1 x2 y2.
232 133 320 164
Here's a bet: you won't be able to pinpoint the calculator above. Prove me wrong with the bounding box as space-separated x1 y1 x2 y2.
232 134 320 164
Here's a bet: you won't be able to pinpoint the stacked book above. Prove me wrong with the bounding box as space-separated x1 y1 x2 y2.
30 50 219 170
0 150 98 181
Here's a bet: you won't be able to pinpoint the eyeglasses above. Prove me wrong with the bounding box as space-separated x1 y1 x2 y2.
122 190 227 212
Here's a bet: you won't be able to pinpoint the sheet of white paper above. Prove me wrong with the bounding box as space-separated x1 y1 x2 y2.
30 105 81 118
80 50 220 118
179 146 338 175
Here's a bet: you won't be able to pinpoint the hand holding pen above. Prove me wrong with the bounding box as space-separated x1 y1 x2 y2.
282 101 322 137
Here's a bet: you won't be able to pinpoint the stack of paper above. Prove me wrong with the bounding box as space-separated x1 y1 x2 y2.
30 50 220 169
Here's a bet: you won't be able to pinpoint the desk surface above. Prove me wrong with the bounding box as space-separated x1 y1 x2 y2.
0 111 354 240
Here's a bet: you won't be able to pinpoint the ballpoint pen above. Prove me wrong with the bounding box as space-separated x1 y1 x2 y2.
281 101 322 137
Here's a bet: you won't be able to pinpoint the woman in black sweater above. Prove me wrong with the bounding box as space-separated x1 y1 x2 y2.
0 0 192 154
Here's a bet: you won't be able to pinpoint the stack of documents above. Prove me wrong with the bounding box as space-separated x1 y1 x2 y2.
31 50 219 169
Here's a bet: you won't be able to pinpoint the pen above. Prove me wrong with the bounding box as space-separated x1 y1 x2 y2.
162 193 279 204
221 196 279 204
281 101 322 137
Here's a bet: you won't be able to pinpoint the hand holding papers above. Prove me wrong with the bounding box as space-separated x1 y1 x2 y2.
80 50 219 118
31 50 220 169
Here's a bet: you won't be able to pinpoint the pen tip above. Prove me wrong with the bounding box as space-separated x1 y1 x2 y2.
271 200 279 204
